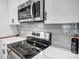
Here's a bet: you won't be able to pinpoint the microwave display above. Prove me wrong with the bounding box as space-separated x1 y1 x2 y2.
18 5 32 20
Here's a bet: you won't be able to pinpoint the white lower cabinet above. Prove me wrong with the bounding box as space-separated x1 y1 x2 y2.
0 40 7 59
0 40 3 59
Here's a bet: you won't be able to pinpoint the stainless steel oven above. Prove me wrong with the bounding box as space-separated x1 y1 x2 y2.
18 0 45 22
8 48 22 59
7 32 51 59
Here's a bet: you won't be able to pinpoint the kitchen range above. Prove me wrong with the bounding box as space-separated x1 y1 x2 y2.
7 32 51 59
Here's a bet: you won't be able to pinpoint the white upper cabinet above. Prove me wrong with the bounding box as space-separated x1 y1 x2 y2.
8 0 28 25
45 0 79 24
8 0 19 25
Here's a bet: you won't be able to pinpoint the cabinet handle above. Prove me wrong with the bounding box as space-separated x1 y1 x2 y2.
2 49 5 54
12 18 14 23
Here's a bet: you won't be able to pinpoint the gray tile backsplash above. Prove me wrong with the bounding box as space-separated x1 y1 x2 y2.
17 22 78 50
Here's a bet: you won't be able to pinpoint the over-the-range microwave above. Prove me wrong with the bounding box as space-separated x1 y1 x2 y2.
18 0 45 22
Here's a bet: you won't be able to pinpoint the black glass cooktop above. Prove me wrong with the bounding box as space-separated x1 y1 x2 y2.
8 36 51 59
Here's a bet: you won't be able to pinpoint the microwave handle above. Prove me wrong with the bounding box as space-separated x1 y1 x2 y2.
31 2 36 19
31 3 33 19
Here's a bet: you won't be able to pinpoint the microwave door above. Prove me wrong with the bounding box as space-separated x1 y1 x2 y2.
32 1 43 21
31 2 37 21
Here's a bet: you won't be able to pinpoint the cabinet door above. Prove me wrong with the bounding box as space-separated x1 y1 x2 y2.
0 40 3 59
45 0 79 24
8 0 28 25
9 0 20 25
0 40 7 59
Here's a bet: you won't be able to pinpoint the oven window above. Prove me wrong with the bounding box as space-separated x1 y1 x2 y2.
18 5 32 20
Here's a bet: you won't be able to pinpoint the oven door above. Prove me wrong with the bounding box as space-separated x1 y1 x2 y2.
31 0 45 21
7 48 22 59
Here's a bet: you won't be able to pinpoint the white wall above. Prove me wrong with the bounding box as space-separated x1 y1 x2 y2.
0 0 18 37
